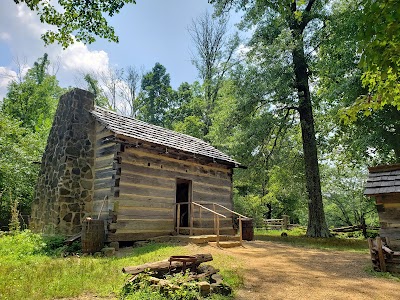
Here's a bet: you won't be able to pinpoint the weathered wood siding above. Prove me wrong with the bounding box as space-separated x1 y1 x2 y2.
109 145 233 241
93 124 119 219
376 194 400 250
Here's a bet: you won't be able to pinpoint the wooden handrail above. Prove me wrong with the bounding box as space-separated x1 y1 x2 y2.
176 202 227 218
174 201 245 246
213 203 248 219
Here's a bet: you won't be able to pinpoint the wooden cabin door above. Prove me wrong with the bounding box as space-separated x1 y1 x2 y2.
176 179 192 228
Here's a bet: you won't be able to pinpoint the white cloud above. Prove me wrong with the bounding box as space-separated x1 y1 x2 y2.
0 2 111 94
60 43 109 75
0 32 11 41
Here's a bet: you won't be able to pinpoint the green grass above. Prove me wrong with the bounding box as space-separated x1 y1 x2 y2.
0 232 242 300
254 227 370 253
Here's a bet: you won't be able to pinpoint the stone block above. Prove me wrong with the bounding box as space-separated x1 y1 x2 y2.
81 180 93 189
101 247 115 257
93 252 103 257
109 242 119 251
63 213 72 222
198 281 210 296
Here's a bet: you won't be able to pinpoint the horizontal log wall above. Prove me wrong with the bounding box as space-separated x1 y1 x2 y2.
110 146 233 241
93 124 118 219
377 194 400 250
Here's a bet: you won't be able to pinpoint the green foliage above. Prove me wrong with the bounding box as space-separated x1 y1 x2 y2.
0 241 240 300
84 73 110 108
233 193 267 227
40 235 82 257
1 54 63 133
0 112 44 228
137 63 175 127
321 163 378 228
0 230 45 260
121 271 201 300
0 54 63 229
357 0 400 111
14 0 136 48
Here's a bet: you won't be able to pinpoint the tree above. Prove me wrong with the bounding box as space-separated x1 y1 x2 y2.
0 112 44 229
14 0 136 48
137 63 174 127
357 0 400 111
169 82 207 138
99 67 124 111
1 54 64 133
321 162 378 230
188 11 240 137
315 0 400 164
208 78 308 223
118 66 142 118
0 54 64 229
211 0 330 237
83 73 109 108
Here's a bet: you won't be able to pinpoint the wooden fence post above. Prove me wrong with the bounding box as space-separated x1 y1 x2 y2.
282 215 289 230
376 237 387 272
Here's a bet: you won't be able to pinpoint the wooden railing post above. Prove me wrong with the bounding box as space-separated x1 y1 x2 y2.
199 206 202 229
213 203 216 234
216 216 220 247
239 216 243 246
176 204 181 235
190 202 194 235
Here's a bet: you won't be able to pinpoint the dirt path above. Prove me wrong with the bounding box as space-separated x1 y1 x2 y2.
208 240 400 300
64 240 400 300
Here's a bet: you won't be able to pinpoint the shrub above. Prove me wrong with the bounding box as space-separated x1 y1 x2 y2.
42 235 82 256
0 230 45 259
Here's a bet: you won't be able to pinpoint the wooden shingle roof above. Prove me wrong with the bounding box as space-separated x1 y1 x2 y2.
364 164 400 195
91 106 240 167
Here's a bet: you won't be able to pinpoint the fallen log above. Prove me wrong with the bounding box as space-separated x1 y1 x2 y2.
122 253 213 275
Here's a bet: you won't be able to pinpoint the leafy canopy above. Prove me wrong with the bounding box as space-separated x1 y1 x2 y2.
14 0 136 48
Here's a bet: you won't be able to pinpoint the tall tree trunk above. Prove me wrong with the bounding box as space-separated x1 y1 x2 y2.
291 28 329 238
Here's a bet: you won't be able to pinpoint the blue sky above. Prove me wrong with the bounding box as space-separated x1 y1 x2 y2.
0 1 242 99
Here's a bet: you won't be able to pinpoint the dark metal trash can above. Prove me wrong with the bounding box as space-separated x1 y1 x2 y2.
241 218 254 241
81 219 105 253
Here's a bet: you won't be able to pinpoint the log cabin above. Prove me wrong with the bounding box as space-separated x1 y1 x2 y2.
364 164 400 250
30 88 242 242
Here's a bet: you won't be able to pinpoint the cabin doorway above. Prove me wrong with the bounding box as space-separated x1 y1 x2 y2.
176 179 192 229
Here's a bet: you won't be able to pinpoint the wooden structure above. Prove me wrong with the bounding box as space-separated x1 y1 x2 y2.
31 89 245 244
364 164 400 250
368 237 400 273
263 215 290 230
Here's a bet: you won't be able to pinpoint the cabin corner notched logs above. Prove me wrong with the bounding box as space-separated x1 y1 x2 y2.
31 88 241 242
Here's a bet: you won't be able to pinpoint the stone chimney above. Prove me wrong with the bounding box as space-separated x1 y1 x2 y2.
30 89 96 235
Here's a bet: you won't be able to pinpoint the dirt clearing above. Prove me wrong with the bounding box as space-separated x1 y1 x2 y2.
62 240 400 300
211 240 400 300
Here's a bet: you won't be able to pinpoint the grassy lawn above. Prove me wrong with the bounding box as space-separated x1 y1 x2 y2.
1 228 379 299
254 227 370 253
0 231 242 300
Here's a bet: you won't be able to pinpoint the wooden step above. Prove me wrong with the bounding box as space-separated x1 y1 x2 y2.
149 234 240 245
208 241 242 248
177 227 236 235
